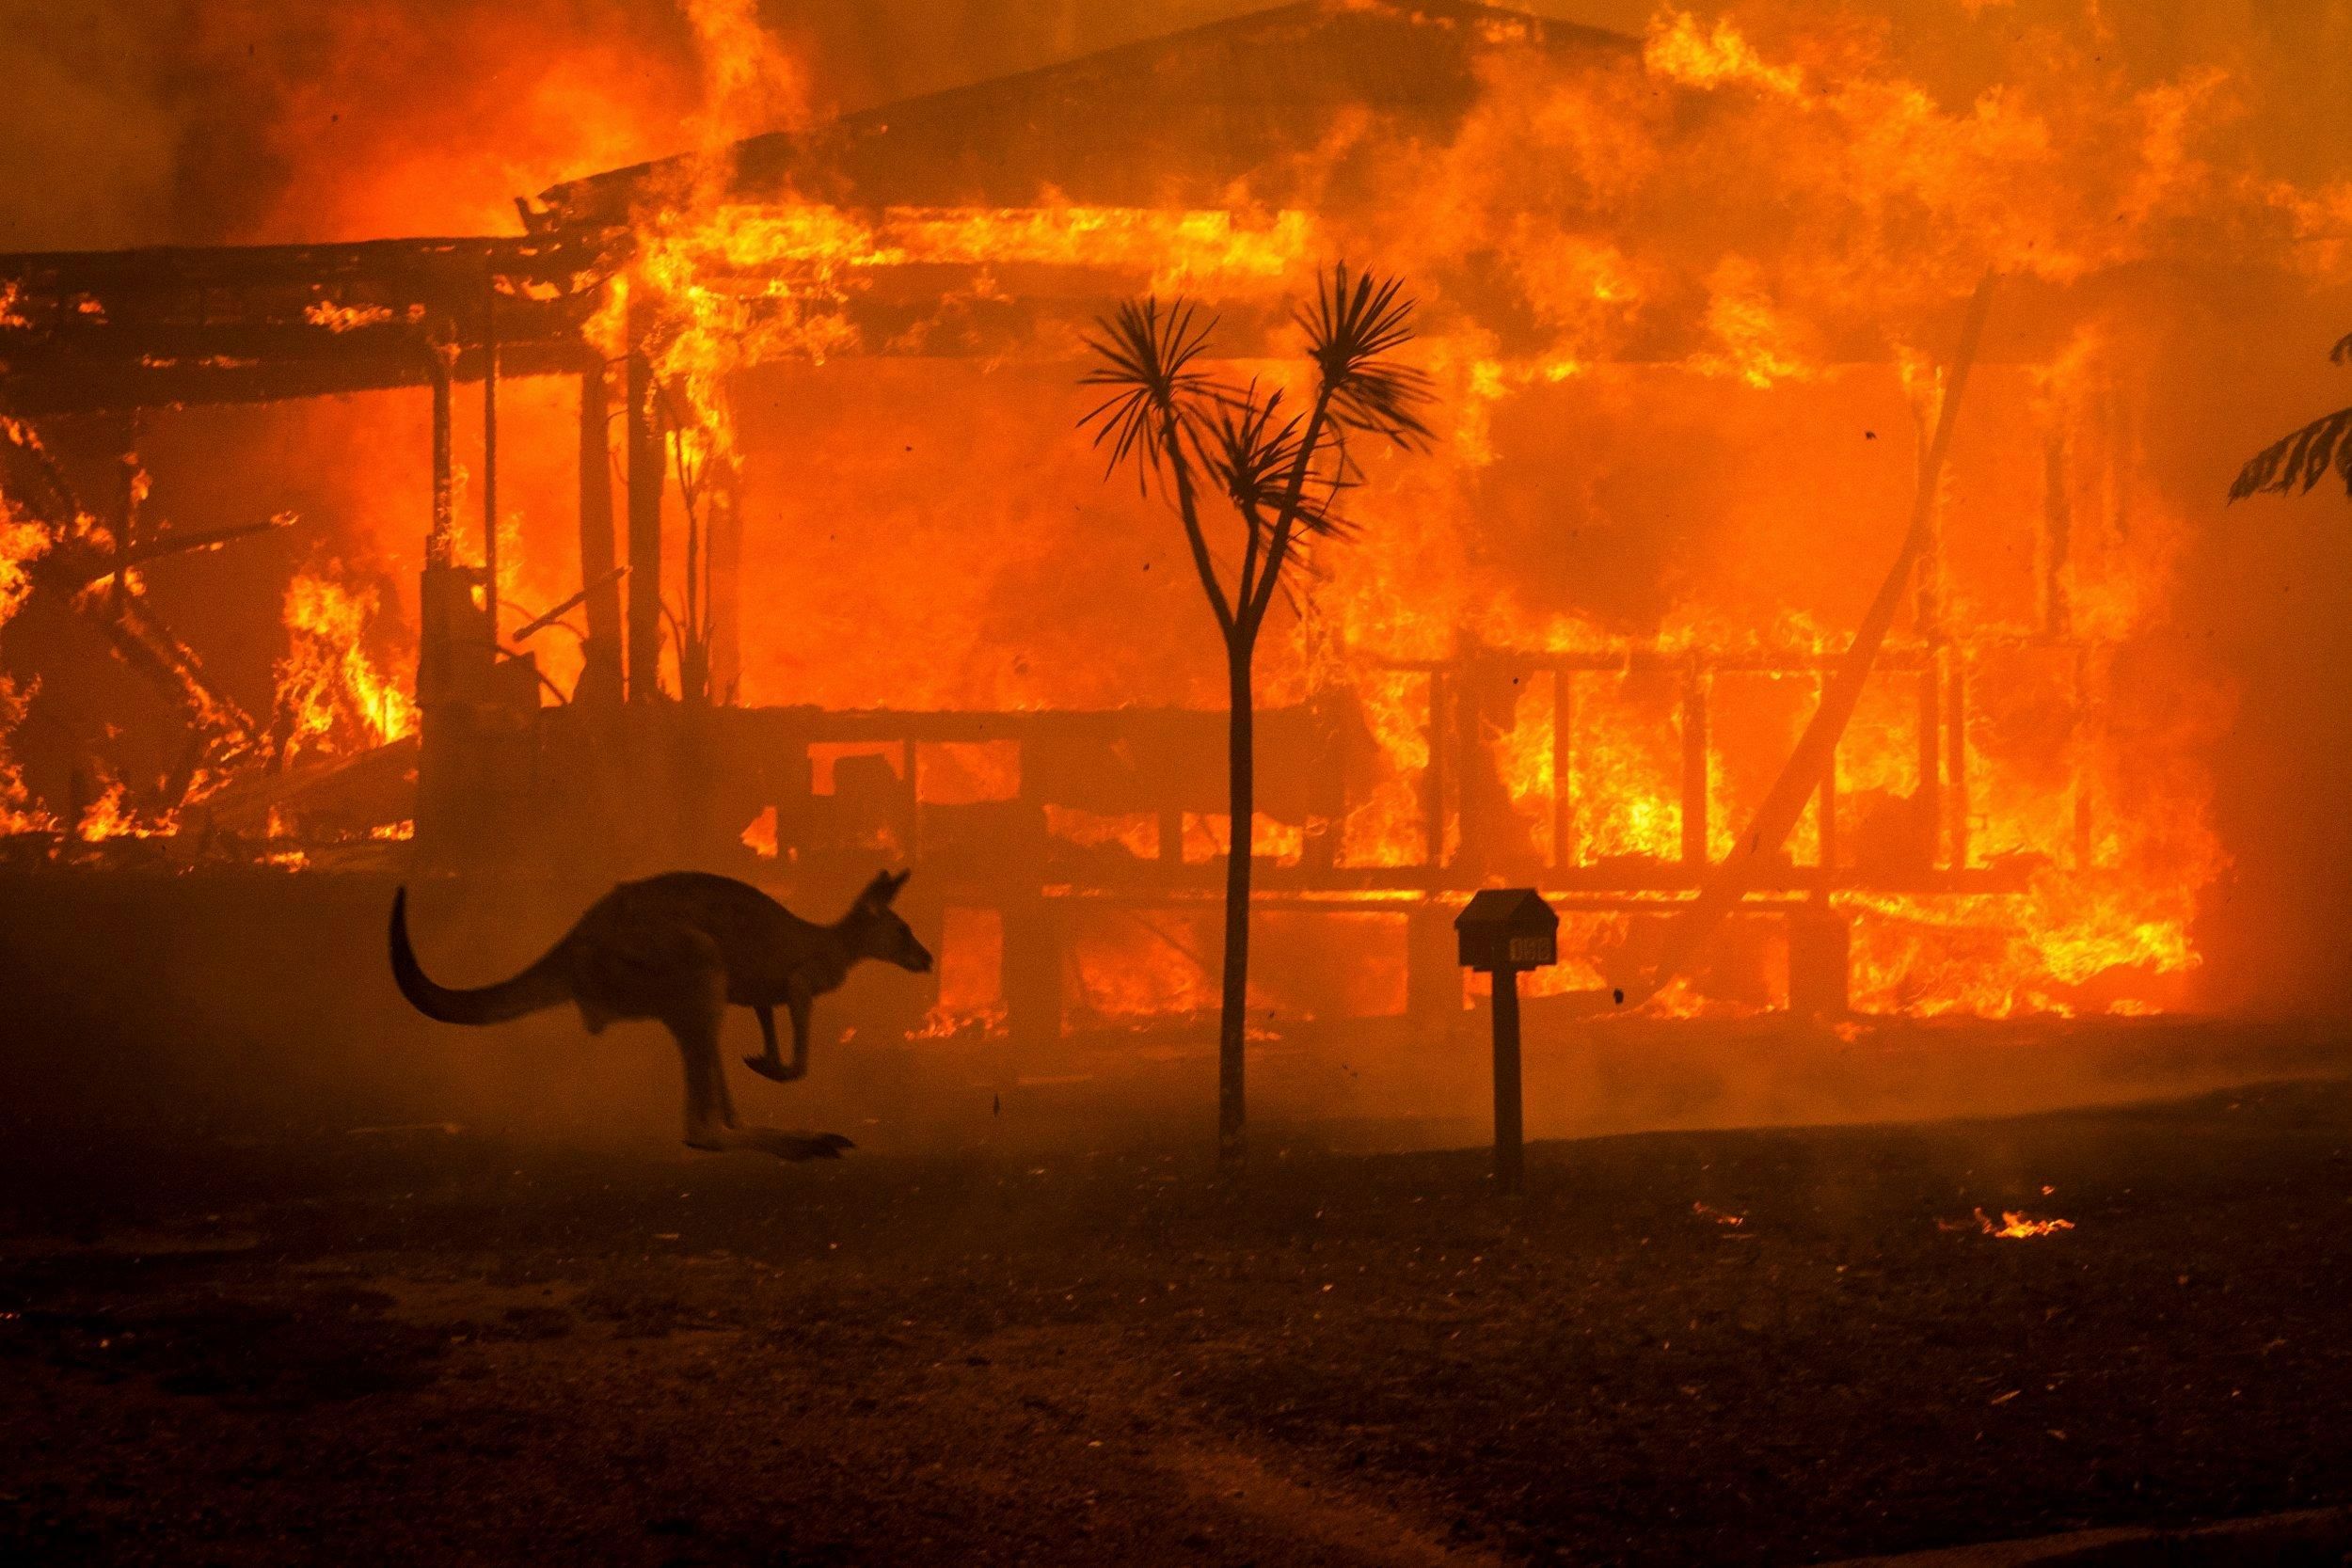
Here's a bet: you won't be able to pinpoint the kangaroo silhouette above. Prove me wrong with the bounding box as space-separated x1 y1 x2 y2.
390 870 932 1160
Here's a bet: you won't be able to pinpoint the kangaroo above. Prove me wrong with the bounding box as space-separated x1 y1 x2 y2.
389 869 932 1160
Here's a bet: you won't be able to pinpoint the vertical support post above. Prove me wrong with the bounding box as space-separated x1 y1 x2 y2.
1490 966 1524 1195
625 302 662 704
707 464 742 703
1680 660 1708 869
428 335 457 567
482 277 499 635
576 359 623 704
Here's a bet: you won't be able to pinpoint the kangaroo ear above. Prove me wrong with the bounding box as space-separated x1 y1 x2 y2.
862 869 910 910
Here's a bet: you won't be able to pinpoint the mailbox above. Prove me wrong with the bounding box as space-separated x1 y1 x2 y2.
1453 888 1558 1196
1454 888 1559 973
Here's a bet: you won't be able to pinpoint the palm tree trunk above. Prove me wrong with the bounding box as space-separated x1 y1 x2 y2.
1218 632 1253 1170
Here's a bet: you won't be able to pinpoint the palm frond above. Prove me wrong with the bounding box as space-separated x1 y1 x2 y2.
1299 261 1434 448
1079 296 1218 491
1201 382 1348 538
2230 405 2352 500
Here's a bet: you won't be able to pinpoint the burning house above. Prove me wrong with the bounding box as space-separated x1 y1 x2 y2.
0 0 2328 1058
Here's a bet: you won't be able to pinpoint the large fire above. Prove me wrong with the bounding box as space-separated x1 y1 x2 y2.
7 0 2346 1034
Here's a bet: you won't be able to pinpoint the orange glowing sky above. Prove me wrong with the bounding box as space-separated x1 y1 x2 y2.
8 2 2352 252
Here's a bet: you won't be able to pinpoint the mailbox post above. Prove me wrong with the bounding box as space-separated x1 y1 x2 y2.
1454 889 1560 1195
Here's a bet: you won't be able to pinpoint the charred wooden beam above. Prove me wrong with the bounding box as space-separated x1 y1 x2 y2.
45 516 295 588
707 467 741 704
512 565 627 641
3 419 261 800
1680 659 1708 868
0 230 617 416
1375 646 1961 675
427 332 457 568
624 304 663 704
575 362 624 705
482 278 500 634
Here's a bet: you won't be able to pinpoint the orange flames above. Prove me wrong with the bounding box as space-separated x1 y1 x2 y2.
273 566 418 765
1974 1207 2075 1240
76 781 176 844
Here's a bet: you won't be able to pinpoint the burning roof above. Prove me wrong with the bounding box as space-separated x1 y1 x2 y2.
530 2 1633 226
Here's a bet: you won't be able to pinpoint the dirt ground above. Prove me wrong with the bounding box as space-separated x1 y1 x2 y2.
5 1073 2352 1567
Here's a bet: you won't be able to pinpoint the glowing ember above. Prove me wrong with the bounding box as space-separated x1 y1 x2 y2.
1973 1207 2076 1239
740 805 779 858
302 300 399 333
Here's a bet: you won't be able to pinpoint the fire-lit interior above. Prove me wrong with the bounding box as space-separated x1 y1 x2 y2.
8 0 2351 1045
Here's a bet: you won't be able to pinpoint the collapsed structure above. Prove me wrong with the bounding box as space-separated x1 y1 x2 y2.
1 1 2275 1040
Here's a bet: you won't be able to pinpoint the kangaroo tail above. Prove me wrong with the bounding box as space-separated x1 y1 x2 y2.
389 887 573 1026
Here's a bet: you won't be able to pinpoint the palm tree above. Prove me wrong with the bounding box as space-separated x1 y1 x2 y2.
1081 264 1430 1170
2232 334 2352 502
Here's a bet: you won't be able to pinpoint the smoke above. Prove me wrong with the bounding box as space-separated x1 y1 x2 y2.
0 0 701 249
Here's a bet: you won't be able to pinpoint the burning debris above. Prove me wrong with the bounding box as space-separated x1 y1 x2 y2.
1948 1207 2078 1240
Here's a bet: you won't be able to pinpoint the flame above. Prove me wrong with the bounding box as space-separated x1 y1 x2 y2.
918 906 1009 1041
1689 257 1819 389
1975 1207 2074 1239
302 300 398 333
76 781 175 843
1068 908 1220 1026
274 566 419 765
740 804 779 858
1644 11 1805 99
0 472 59 834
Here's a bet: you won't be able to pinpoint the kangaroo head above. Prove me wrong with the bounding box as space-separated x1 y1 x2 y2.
847 869 931 974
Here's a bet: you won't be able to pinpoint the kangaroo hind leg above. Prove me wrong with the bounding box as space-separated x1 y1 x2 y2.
667 974 851 1161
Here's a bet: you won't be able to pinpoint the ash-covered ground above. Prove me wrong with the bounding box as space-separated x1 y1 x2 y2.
4 1073 2351 1567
